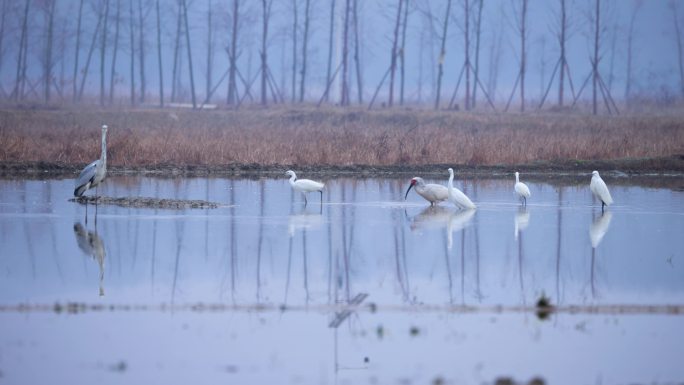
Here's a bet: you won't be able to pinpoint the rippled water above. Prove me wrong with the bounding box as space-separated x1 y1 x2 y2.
1 175 683 384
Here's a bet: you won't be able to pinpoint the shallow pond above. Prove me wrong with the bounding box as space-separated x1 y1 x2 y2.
1 175 683 385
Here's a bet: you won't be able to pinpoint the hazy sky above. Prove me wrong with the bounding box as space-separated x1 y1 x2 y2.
0 0 679 106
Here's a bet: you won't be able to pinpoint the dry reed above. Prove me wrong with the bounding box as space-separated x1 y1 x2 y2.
0 107 682 167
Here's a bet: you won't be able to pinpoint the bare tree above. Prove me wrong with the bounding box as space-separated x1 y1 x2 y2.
260 0 274 105
434 0 452 109
155 0 163 106
44 0 57 103
79 3 104 102
324 0 335 103
100 0 109 106
226 0 240 105
129 0 136 105
557 0 568 106
504 0 528 112
14 0 30 101
352 0 363 103
464 0 471 110
625 0 642 101
672 1 684 98
399 0 409 105
487 9 504 100
340 0 351 105
471 0 484 108
73 0 85 102
182 0 196 108
388 0 404 106
0 0 7 81
206 0 213 101
299 0 311 102
110 0 121 104
171 0 181 102
291 0 298 102
137 0 147 103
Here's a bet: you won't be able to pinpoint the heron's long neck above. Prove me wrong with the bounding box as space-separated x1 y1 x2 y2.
448 172 454 188
100 130 107 166
288 173 297 186
515 174 519 183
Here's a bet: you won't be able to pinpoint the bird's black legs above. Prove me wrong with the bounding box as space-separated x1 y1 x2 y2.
601 201 605 214
85 199 89 225
94 187 99 225
303 194 308 206
523 197 527 207
319 190 323 204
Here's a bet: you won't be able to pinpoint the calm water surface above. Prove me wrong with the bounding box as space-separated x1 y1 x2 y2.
1 175 683 384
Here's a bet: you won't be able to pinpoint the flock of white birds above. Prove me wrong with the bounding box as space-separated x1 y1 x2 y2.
73 125 615 216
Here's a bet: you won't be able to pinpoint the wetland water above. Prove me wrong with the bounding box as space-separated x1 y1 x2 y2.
1 175 683 385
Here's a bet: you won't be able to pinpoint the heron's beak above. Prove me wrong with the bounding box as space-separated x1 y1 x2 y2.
404 184 414 200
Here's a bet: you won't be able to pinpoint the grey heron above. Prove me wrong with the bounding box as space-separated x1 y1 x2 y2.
74 125 108 223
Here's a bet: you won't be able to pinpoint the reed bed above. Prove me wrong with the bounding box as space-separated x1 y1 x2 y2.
0 107 682 167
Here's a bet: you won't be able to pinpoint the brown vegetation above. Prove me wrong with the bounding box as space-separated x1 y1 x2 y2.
0 107 682 169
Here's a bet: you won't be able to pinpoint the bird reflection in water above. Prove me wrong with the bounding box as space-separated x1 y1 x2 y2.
73 222 106 296
408 206 475 249
514 206 530 241
589 211 613 297
288 208 324 237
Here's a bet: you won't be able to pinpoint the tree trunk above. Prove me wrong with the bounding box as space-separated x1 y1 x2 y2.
324 0 335 103
182 0 196 108
399 0 409 105
352 0 362 103
0 0 7 81
520 0 527 112
138 0 146 103
227 0 239 105
340 0 351 105
156 0 164 107
592 0 600 115
79 7 103 102
673 1 684 99
110 0 121 104
206 0 213 101
14 0 30 101
299 0 311 102
472 0 484 108
625 1 641 102
171 0 182 102
388 0 403 107
100 0 109 106
260 0 271 105
73 0 85 102
45 0 57 103
291 0 298 102
434 0 451 110
558 0 566 106
129 0 136 105
464 0 471 110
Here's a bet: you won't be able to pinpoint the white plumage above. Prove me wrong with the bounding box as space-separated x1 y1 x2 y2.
590 170 613 212
286 170 325 205
404 176 449 206
514 171 531 206
447 168 476 209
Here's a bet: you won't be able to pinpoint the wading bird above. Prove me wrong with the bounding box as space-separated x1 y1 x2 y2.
286 170 325 205
404 177 449 206
447 168 476 209
74 125 108 223
514 171 531 206
590 170 613 213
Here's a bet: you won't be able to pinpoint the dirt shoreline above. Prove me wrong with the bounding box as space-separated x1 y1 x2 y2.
2 156 683 179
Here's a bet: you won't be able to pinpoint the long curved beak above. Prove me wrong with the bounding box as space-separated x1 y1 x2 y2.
404 184 414 200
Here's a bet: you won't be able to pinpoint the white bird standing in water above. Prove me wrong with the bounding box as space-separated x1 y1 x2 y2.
447 168 476 209
404 177 449 206
590 170 613 213
286 170 325 205
74 125 108 224
514 171 531 206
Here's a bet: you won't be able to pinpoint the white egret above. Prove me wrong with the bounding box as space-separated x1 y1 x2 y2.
590 170 613 213
514 171 531 206
404 177 449 206
447 168 476 209
286 170 325 205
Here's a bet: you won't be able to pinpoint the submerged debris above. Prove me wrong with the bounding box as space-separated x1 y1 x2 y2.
70 195 221 209
535 293 554 320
